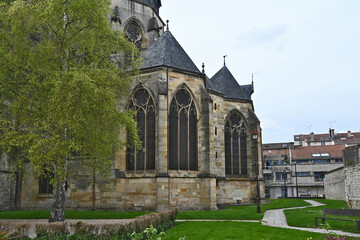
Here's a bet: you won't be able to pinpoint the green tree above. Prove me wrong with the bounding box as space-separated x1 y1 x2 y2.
0 0 140 222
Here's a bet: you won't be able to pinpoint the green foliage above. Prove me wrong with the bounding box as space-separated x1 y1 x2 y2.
0 0 141 185
178 199 310 220
285 199 360 233
161 221 325 240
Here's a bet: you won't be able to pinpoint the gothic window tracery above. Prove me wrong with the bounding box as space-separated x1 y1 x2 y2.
127 87 155 171
125 22 143 49
169 87 197 171
225 111 248 176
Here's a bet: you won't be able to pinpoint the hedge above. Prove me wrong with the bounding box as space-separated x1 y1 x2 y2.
0 208 178 239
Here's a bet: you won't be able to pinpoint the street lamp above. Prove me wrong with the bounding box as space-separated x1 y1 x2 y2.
252 130 261 213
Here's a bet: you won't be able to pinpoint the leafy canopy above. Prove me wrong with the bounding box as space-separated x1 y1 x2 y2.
0 0 141 182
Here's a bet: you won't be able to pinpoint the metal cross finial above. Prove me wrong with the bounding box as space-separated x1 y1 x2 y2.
252 73 254 84
166 20 169 31
202 63 205 74
223 55 227 66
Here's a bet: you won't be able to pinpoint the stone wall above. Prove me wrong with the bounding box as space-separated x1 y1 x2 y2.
345 164 360 209
111 0 165 49
169 177 216 210
216 179 254 204
324 167 345 200
0 152 16 211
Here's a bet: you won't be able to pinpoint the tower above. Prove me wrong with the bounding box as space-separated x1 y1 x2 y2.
110 0 165 50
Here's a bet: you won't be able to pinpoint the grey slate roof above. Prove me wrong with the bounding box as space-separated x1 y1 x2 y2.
141 31 201 74
209 66 253 101
134 0 161 14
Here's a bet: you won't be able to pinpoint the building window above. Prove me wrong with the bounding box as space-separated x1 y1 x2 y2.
225 111 247 176
313 159 330 164
314 172 325 182
39 175 53 194
276 172 287 181
296 172 310 176
277 149 281 154
169 87 197 171
215 126 217 136
124 21 143 49
127 87 155 171
214 103 217 110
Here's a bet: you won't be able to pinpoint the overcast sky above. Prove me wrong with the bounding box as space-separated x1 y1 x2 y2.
160 0 360 143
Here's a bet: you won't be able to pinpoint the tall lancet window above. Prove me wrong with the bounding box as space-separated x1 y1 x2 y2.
169 87 197 171
225 111 248 176
127 87 155 171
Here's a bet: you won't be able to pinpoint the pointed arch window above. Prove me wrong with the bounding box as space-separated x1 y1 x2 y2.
124 21 143 49
127 87 155 171
169 87 197 171
225 111 247 176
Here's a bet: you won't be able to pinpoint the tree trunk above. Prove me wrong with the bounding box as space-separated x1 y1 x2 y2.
49 180 66 222
92 171 96 210
14 171 22 210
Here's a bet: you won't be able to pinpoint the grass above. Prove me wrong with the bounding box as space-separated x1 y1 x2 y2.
178 198 311 220
0 210 148 219
285 199 360 233
162 221 325 240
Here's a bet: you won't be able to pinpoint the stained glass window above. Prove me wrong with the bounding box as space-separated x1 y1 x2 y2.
169 87 197 171
225 111 247 176
127 87 155 171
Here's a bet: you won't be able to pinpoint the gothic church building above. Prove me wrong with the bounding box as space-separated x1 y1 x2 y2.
10 0 263 211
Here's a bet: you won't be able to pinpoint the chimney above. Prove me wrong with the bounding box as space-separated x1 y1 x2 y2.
329 128 335 139
310 132 314 142
348 130 352 138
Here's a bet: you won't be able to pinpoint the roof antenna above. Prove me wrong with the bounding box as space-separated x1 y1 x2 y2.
223 55 227 66
166 20 169 31
202 63 205 74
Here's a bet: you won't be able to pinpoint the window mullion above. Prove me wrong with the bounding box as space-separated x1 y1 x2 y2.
177 106 180 170
144 108 147 171
231 128 233 176
187 109 190 171
238 129 241 176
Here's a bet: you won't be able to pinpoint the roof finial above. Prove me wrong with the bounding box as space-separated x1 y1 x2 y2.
202 63 205 74
166 20 169 31
252 73 254 85
223 55 227 66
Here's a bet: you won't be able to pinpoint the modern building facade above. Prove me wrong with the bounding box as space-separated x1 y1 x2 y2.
263 129 360 199
0 0 263 211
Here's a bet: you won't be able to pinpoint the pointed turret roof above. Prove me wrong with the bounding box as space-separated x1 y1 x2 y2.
209 66 253 100
141 31 201 74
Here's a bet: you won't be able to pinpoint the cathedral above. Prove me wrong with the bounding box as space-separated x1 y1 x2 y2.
1 0 263 211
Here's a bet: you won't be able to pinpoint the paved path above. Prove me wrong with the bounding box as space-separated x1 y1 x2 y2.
261 200 360 238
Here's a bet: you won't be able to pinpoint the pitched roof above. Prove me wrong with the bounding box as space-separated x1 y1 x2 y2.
209 66 252 100
294 131 360 145
135 0 161 14
292 145 346 159
141 31 201 74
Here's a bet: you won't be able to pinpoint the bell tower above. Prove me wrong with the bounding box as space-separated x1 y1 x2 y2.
110 0 165 50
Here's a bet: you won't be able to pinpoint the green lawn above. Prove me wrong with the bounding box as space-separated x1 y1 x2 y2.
162 221 325 240
178 198 311 220
285 199 360 233
0 210 148 219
